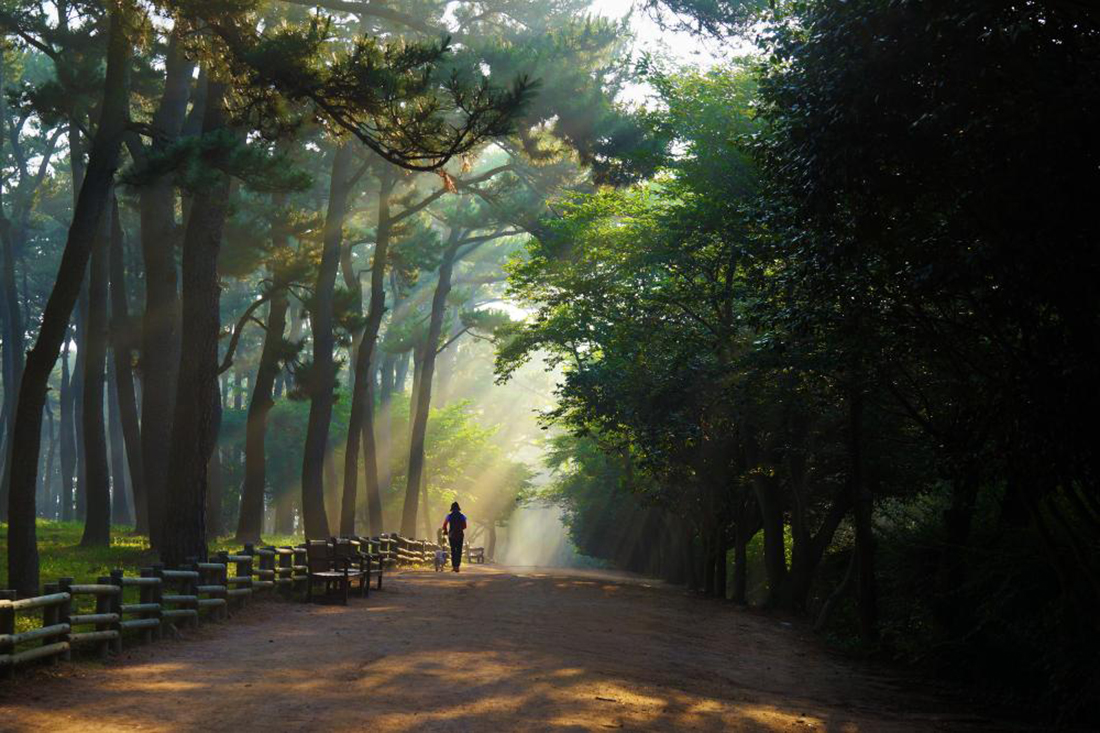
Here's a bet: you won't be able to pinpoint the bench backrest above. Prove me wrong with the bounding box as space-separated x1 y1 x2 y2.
305 541 334 573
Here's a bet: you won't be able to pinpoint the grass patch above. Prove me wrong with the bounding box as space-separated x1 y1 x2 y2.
1 519 303 589
1 520 304 638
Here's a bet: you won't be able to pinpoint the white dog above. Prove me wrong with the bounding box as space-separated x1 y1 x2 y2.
434 548 448 572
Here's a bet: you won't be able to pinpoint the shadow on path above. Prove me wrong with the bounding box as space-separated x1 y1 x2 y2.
0 565 1015 732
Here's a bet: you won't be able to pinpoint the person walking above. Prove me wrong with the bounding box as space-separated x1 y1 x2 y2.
442 502 467 572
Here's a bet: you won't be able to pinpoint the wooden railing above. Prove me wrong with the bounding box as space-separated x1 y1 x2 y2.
0 533 458 681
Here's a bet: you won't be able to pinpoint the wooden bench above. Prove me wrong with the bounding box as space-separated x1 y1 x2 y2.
304 541 353 605
466 547 486 564
332 538 371 598
349 536 385 590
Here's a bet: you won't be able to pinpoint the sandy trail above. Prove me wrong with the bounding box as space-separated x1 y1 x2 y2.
0 565 1004 732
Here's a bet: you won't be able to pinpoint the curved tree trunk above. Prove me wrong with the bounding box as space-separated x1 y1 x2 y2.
43 400 58 519
139 32 193 551
206 446 224 538
0 216 25 523
400 231 461 537
59 335 75 521
108 196 147 533
5 9 132 595
236 194 291 543
274 491 296 535
107 357 132 526
161 80 229 566
236 291 289 542
300 144 353 539
341 166 393 536
80 194 113 547
73 286 87 520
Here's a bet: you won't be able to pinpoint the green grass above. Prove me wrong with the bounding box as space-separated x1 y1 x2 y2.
1 520 304 638
1 519 303 590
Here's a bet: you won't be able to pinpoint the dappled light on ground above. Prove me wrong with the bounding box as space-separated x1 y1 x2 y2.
0 566 1000 732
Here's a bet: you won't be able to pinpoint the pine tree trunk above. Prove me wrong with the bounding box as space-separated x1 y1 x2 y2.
232 369 243 410
73 286 87 520
848 389 878 642
206 446 224 538
274 490 296 535
341 167 393 536
236 279 289 542
324 445 339 533
714 529 728 600
161 80 230 566
59 336 75 521
0 216 25 522
139 32 192 551
107 357 133 525
80 196 113 546
400 231 461 537
300 144 353 539
108 196 147 532
375 352 397 525
43 400 58 519
5 9 131 595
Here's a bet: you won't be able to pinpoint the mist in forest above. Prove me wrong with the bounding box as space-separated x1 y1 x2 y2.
496 503 581 568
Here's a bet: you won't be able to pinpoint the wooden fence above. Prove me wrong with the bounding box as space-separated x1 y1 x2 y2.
0 532 460 681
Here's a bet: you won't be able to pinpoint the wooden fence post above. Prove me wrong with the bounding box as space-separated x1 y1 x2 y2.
42 583 61 665
0 589 16 679
57 578 73 661
93 576 113 657
140 567 162 641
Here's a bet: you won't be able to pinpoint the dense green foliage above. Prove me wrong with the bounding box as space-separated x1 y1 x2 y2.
496 0 1100 719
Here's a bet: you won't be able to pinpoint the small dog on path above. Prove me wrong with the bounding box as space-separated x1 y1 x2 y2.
434 548 448 572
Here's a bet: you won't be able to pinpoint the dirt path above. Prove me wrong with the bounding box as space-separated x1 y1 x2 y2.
0 565 1007 732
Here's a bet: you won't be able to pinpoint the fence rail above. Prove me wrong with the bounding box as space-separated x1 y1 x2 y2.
0 532 455 681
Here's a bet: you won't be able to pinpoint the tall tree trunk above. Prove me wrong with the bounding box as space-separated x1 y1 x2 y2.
341 167 393 536
394 350 410 396
434 305 462 408
731 499 760 605
751 471 788 607
139 32 193 551
5 9 132 595
43 400 57 520
35 405 48 513
284 303 303 390
324 444 339 533
59 335 75 521
300 144 353 539
376 352 397 524
206 446 223 538
400 231 461 537
73 286 87 520
109 196 147 533
161 80 229 566
714 527 728 600
274 490 295 535
421 476 432 539
80 196 113 546
232 369 243 410
107 357 133 525
848 389 877 642
69 110 88 524
236 256 290 541
0 216 25 522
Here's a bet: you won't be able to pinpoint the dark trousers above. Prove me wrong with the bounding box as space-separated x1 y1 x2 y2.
449 533 464 569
